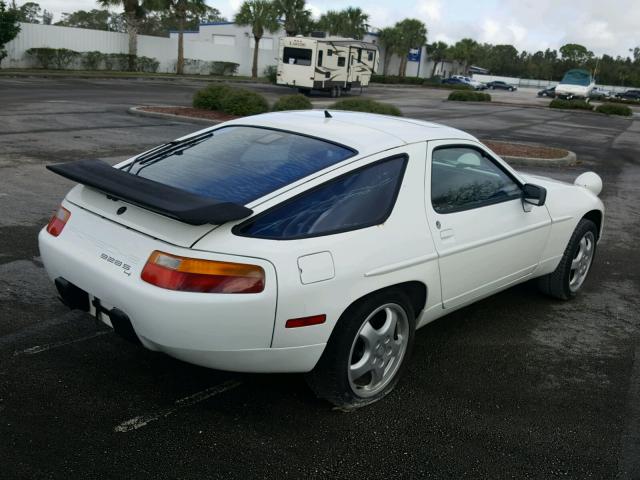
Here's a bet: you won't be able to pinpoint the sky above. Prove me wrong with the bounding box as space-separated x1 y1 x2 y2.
30 0 638 58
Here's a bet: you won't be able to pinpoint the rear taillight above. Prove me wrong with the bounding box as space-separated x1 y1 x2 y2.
141 251 265 294
46 205 70 237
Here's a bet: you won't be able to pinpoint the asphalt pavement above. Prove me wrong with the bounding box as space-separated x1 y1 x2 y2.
0 77 639 479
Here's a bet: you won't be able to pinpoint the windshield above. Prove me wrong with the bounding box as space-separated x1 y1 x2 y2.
129 126 356 205
561 69 592 86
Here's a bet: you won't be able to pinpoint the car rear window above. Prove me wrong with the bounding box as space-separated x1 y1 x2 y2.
130 126 356 205
235 155 407 239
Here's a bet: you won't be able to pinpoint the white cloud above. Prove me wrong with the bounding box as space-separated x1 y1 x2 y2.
416 0 442 22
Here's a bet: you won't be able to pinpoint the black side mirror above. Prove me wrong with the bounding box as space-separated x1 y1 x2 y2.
522 183 547 207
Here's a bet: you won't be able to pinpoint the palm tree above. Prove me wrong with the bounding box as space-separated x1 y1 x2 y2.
341 7 369 39
317 7 369 39
451 38 479 75
273 0 310 36
428 41 448 78
98 0 155 70
378 26 400 76
161 0 208 74
394 18 427 77
235 0 279 79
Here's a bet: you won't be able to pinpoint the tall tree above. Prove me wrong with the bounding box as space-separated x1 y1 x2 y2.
15 1 40 23
451 38 478 74
428 41 448 78
317 7 369 39
559 43 593 66
394 18 427 77
97 0 156 70
378 26 400 76
273 0 310 37
0 0 21 67
41 8 51 24
235 0 279 79
56 9 124 31
160 0 208 74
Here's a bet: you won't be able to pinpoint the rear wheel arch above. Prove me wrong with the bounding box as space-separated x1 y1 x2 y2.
334 281 427 336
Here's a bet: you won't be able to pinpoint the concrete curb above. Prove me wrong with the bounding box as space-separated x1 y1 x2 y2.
485 140 577 167
0 71 268 85
501 150 577 167
127 106 222 125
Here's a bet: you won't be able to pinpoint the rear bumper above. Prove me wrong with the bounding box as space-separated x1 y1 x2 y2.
38 204 324 373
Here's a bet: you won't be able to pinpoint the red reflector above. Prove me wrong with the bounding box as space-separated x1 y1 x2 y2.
46 206 71 237
285 315 326 328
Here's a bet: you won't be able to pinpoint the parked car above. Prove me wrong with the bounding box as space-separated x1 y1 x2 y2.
452 75 487 90
615 89 640 101
486 81 517 91
589 87 611 100
537 86 556 97
40 111 604 410
441 77 468 86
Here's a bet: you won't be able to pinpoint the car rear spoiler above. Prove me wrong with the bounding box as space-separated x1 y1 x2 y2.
46 159 253 226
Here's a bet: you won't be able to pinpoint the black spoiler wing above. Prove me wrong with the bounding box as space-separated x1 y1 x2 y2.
46 159 253 226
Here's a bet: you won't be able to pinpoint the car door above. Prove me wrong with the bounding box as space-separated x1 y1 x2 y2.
425 140 552 309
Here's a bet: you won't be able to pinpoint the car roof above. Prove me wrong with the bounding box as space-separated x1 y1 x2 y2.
222 110 477 155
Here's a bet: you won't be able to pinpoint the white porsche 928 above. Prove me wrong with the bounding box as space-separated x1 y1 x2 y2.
40 110 604 409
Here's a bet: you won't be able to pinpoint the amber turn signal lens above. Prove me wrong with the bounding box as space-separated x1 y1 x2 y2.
141 251 265 294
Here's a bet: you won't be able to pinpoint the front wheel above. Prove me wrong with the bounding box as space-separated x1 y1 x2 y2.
306 290 416 410
538 219 597 300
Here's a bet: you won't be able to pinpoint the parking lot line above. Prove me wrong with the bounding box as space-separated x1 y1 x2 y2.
13 330 110 356
114 380 243 433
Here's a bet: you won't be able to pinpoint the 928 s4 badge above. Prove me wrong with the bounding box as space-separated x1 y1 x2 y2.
100 253 132 276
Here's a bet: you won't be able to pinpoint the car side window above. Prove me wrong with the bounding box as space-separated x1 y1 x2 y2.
431 146 521 214
236 155 407 239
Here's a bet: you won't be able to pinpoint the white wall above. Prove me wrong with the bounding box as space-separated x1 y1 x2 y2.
1 22 258 74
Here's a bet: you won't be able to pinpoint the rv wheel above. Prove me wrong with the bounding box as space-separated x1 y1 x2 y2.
330 86 339 98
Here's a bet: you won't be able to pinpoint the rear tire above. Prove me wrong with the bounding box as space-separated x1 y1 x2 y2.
306 290 416 410
538 219 597 300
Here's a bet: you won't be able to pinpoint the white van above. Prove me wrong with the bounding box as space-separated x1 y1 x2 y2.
277 36 379 97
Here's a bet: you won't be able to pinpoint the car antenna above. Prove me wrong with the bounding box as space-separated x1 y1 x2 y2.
324 110 332 118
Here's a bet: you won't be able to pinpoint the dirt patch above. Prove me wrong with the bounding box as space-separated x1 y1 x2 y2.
139 106 238 122
484 140 569 159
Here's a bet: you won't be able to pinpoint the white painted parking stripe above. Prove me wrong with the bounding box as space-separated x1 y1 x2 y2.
114 380 242 433
13 331 109 356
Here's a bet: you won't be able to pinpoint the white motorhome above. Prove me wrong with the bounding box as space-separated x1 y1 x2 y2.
555 69 595 100
277 36 379 97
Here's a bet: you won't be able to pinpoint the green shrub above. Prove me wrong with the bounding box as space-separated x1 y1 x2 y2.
329 98 402 116
263 65 277 84
595 102 633 116
210 61 239 76
549 99 593 110
272 94 312 111
220 88 269 116
52 48 79 69
104 53 134 71
82 51 103 70
370 74 423 85
136 56 159 73
193 84 233 110
448 90 491 102
193 84 269 116
26 47 56 69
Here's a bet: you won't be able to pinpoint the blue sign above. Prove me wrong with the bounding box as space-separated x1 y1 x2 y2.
407 48 421 62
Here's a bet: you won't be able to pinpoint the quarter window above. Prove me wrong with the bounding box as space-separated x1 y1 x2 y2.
283 47 312 66
236 155 407 239
431 147 521 214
